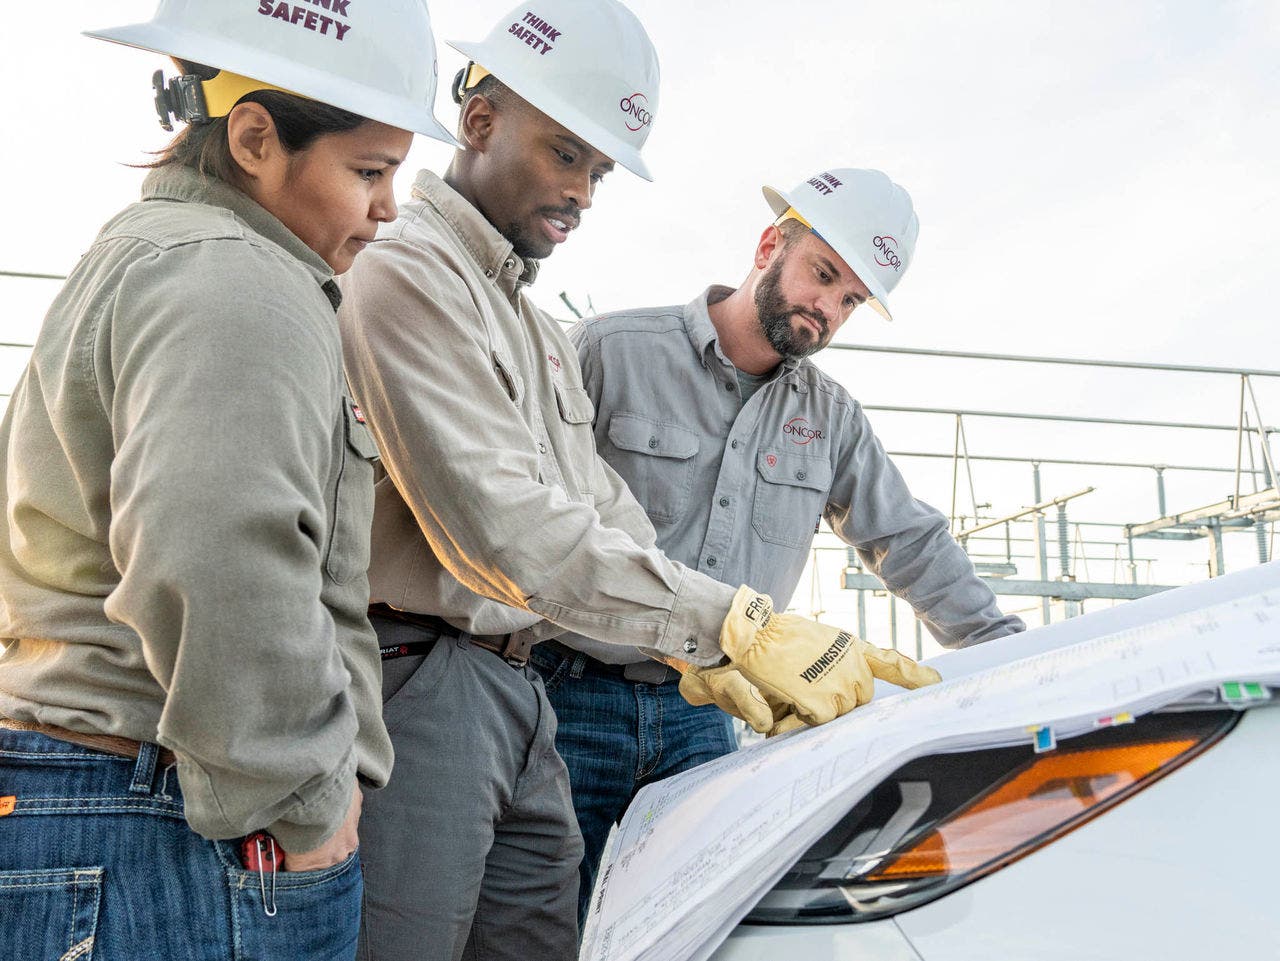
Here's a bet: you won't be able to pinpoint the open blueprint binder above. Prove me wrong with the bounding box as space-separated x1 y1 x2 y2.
579 561 1280 961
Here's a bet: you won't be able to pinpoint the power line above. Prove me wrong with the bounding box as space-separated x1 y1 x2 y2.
0 269 66 281
829 343 1280 379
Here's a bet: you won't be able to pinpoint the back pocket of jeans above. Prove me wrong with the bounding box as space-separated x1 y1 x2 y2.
0 866 103 960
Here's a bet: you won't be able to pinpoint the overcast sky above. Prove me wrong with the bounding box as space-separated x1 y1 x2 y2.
2 1 1277 640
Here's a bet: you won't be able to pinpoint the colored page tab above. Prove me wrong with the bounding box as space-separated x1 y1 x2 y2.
1026 725 1057 753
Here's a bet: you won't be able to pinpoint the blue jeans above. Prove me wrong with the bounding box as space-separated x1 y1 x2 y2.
0 728 361 961
528 644 737 926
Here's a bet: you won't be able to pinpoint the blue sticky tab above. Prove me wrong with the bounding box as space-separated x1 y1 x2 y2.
1028 725 1056 754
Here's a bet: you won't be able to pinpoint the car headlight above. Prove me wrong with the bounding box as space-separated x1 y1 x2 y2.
743 708 1238 925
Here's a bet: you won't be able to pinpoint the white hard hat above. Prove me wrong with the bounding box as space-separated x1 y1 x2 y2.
763 169 919 321
84 0 457 144
447 0 661 180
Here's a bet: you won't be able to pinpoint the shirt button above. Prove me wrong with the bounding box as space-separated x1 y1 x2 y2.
648 436 659 449
719 497 730 507
504 258 516 270
683 637 698 654
538 442 547 454
731 440 740 450
484 268 495 278
796 470 808 481
706 556 717 567
725 382 735 392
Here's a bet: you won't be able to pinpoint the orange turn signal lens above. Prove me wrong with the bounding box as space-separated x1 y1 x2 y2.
866 739 1198 880
744 709 1238 926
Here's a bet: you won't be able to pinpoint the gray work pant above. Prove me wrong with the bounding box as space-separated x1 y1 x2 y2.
358 617 583 961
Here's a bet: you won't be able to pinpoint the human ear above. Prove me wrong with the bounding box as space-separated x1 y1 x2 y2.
755 225 784 270
226 101 283 182
458 94 497 152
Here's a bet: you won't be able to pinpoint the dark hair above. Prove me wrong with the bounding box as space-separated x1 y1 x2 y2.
451 65 515 114
465 74 514 112
775 216 810 248
146 61 366 183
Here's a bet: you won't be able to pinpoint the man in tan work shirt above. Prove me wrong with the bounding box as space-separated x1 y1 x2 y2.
337 3 940 958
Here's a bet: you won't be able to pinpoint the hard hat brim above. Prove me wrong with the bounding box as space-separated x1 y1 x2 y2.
763 184 893 322
447 39 653 181
86 22 460 147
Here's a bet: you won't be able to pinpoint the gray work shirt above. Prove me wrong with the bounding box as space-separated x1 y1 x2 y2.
560 286 1024 666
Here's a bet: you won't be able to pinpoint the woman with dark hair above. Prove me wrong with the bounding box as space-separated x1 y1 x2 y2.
0 2 454 958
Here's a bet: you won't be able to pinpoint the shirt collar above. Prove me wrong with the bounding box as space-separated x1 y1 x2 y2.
683 285 804 377
410 169 540 289
140 165 339 307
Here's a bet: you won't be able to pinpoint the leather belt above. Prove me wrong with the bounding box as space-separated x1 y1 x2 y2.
368 603 534 667
542 641 678 685
0 718 177 767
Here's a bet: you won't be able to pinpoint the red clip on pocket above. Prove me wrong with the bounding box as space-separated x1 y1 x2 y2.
240 831 280 917
240 831 281 872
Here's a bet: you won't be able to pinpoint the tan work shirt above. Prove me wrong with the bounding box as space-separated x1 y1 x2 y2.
337 171 736 665
0 165 390 852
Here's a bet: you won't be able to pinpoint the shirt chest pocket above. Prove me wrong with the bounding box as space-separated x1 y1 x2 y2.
553 382 597 500
325 397 380 585
751 449 833 549
606 411 699 523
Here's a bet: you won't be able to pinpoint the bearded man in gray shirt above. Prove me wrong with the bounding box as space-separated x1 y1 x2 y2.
531 167 1027 922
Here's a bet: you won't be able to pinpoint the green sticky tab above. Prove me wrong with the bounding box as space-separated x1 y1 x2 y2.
1220 681 1271 703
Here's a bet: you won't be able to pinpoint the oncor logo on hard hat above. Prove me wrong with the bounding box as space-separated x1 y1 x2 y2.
873 235 902 271
619 93 653 131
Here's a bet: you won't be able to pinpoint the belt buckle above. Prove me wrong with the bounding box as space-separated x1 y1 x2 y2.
501 632 533 668
501 638 529 668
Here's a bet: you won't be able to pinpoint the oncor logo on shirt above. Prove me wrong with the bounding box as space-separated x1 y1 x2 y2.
783 417 825 445
547 353 562 373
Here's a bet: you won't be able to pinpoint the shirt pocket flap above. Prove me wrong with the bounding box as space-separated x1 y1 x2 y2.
492 350 525 406
756 450 832 491
554 382 595 425
344 398 380 460
608 412 699 460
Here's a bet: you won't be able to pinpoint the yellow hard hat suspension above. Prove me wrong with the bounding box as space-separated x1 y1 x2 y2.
152 65 302 131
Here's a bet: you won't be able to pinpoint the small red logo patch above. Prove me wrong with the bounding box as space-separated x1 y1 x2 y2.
766 454 778 468
351 403 366 424
547 353 562 373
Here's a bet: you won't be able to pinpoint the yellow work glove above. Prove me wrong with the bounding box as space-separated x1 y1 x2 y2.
678 665 806 737
718 586 942 727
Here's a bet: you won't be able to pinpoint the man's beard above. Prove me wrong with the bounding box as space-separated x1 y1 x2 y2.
753 257 829 361
504 205 580 262
504 221 554 262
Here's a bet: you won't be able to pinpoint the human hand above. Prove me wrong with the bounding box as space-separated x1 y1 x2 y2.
282 782 362 872
719 586 941 727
